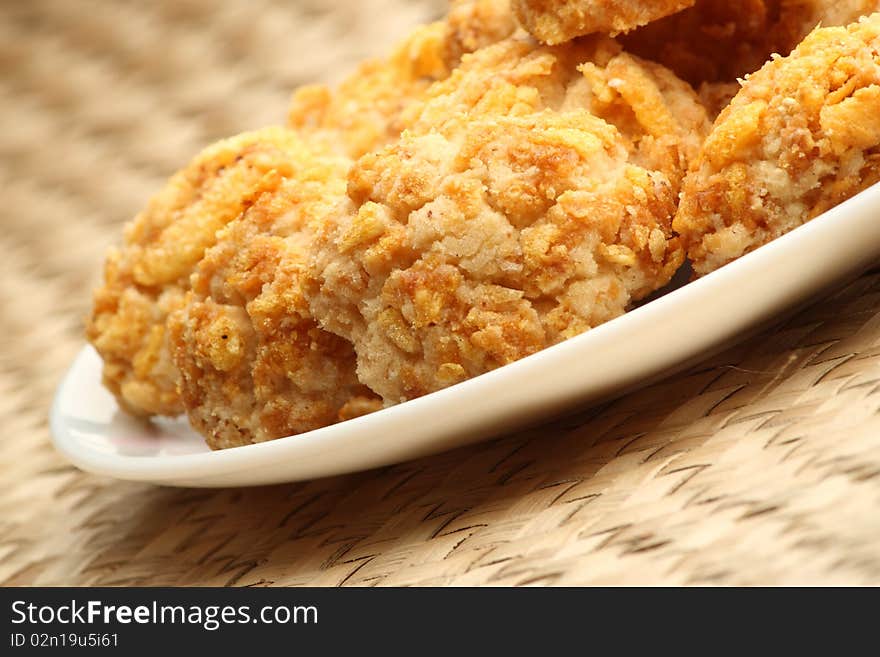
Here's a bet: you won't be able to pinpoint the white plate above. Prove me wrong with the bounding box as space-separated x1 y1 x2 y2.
51 183 880 487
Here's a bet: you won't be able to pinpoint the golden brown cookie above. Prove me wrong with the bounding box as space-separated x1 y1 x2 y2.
675 14 880 276
89 1 517 427
87 128 311 417
167 145 381 449
309 36 710 404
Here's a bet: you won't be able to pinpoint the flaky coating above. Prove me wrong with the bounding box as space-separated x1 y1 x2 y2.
675 14 880 276
86 128 311 417
163 2 516 447
310 36 709 404
623 0 880 86
512 0 694 44
396 36 710 188
287 0 517 158
167 147 381 449
90 2 514 430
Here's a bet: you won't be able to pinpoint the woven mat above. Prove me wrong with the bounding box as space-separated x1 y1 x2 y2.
2 0 879 587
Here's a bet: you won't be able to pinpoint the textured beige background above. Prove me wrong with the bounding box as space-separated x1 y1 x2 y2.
1 0 879 586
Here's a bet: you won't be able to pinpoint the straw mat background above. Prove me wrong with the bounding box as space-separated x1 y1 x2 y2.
1 0 879 586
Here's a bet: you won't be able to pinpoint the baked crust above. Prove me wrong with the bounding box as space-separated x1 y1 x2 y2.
309 36 709 404
675 14 880 276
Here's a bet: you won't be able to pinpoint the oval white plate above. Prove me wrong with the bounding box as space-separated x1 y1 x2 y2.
51 182 880 487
